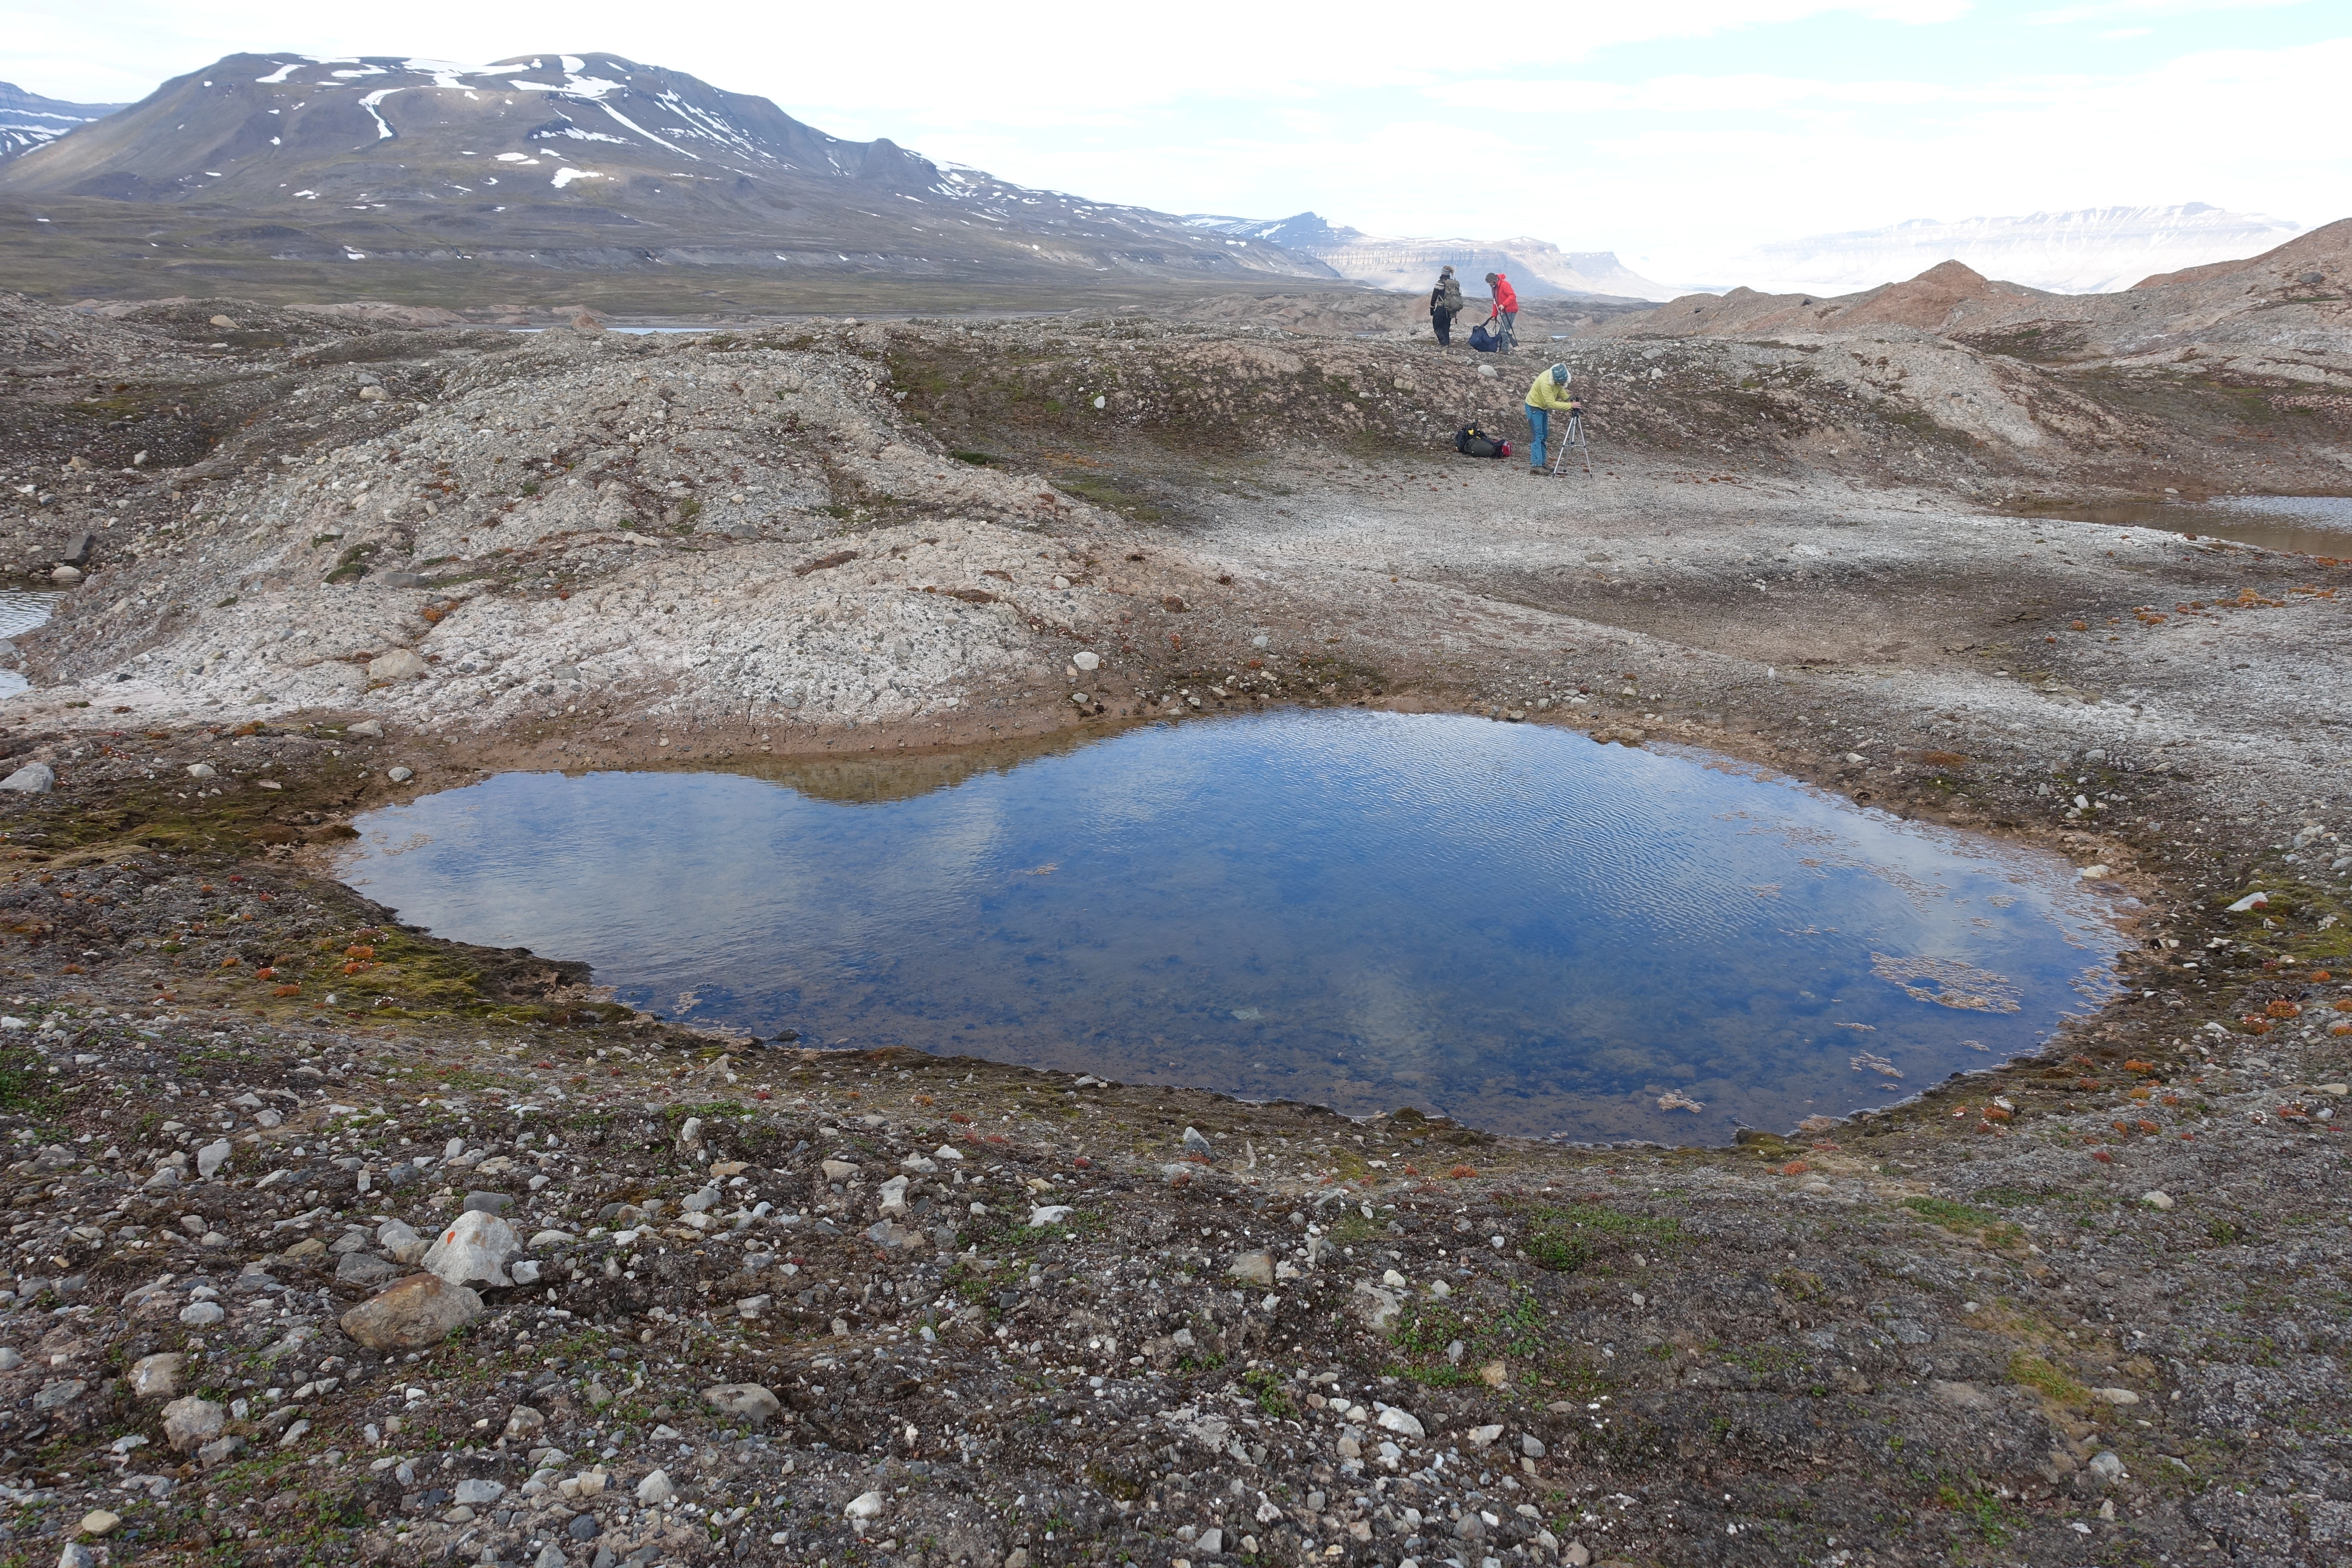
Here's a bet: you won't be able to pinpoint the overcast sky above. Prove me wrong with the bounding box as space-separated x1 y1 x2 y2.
7 0 2346 281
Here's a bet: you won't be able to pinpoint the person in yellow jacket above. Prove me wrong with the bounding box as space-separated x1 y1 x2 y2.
1523 363 1580 474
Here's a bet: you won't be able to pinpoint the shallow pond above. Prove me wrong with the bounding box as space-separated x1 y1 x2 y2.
0 589 61 700
2037 493 2352 557
343 712 2119 1142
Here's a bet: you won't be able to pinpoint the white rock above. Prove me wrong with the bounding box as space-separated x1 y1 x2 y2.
821 1160 858 1183
1029 1204 1074 1228
2225 891 2268 913
178 1302 225 1327
877 1175 910 1216
0 764 54 794
347 720 384 738
844 1489 885 1521
510 1259 542 1286
932 1144 965 1161
186 763 216 779
195 1139 232 1179
2142 1190 2175 1210
635 1469 675 1505
420 1210 521 1287
1073 651 1100 672
162 1396 225 1453
1466 1423 1503 1447
677 1116 704 1153
527 1229 577 1249
2092 1387 2141 1406
453 1478 506 1505
129 1353 184 1400
368 649 429 681
1375 1406 1425 1438
387 766 414 784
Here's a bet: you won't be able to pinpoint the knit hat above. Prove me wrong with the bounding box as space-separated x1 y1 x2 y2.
1550 364 1569 384
1440 265 1454 276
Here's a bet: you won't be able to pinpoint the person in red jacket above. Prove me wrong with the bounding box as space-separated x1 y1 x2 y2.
1483 271 1519 353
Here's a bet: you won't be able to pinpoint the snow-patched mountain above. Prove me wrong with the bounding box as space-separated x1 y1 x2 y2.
1715 204 2303 297
0 52 1335 289
0 81 126 165
1186 212 1675 302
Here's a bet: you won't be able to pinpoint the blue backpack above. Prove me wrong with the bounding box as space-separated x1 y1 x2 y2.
1467 322 1502 352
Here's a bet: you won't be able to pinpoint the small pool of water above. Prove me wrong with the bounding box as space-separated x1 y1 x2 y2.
343 713 2119 1141
2034 494 2352 557
0 589 62 700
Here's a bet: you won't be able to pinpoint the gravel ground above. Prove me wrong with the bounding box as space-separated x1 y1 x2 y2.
0 289 2343 1567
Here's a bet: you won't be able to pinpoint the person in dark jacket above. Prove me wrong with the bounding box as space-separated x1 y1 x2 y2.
1428 266 1464 346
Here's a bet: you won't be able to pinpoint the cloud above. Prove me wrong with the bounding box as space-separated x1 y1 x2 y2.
2025 0 2319 24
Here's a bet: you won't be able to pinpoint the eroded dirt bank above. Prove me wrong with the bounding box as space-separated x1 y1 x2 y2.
0 281 2343 1567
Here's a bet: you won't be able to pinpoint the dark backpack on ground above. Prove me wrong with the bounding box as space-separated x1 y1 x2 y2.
1467 322 1501 352
1455 424 1512 459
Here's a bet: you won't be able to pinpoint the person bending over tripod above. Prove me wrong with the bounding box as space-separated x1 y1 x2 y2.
1524 362 1579 474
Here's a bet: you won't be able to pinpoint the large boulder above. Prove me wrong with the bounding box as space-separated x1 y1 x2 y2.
337 1274 484 1350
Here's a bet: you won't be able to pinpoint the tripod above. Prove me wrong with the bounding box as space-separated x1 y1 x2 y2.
1547 407 1592 477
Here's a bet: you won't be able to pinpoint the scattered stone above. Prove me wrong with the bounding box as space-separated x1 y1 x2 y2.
376 1218 429 1264
1182 1126 1215 1159
0 763 54 794
195 1138 232 1179
1225 1251 1276 1287
702 1383 782 1430
162 1396 226 1453
636 1470 676 1506
129 1353 184 1399
2143 1190 2175 1210
1375 1406 1425 1438
347 720 384 738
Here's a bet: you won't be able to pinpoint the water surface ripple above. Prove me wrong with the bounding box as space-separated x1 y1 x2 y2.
344 712 2118 1141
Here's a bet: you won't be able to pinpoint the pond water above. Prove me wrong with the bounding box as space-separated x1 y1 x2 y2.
0 588 61 700
2035 494 2352 558
342 712 2120 1142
